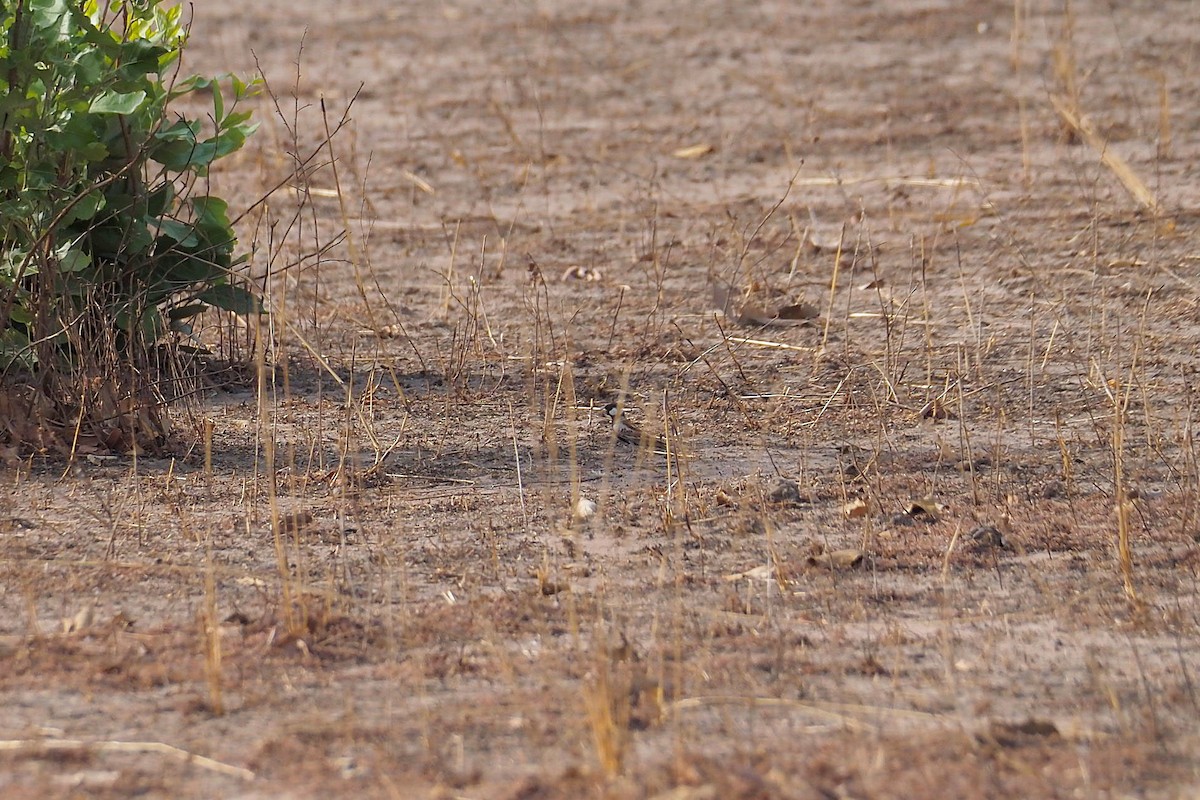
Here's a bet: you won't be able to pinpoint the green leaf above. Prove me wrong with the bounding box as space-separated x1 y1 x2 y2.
8 304 35 325
198 283 260 316
223 110 256 128
152 138 218 173
168 303 209 320
155 118 201 142
168 317 196 336
59 190 106 226
89 89 148 115
146 182 175 217
79 141 109 161
57 246 91 273
211 79 224 121
0 328 35 370
116 40 170 77
140 306 166 340
154 251 215 286
0 249 33 280
29 0 73 33
0 2 259 361
76 49 107 84
87 222 154 258
192 196 231 233
213 123 257 159
154 217 199 247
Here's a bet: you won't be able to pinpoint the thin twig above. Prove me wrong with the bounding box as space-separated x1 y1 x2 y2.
0 739 255 781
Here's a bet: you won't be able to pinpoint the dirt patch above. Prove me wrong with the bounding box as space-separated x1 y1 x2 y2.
4 0 1200 797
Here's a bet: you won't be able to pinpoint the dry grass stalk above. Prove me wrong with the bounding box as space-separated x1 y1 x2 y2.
201 545 224 716
0 739 254 780
1050 95 1159 213
1111 385 1138 606
582 663 630 779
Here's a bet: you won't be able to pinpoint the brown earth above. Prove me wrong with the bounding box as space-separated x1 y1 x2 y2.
4 0 1200 797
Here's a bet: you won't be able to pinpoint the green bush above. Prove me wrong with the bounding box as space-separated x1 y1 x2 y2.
0 1 259 449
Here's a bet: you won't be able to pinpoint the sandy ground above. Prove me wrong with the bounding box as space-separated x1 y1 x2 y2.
4 0 1200 797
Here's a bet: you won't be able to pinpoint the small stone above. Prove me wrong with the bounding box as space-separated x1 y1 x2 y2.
967 524 1008 551
573 497 597 522
765 476 802 506
1041 480 1067 499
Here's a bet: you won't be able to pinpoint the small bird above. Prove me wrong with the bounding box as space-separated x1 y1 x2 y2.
604 402 669 455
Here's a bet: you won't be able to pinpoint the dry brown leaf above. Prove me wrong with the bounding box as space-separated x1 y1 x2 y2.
776 302 820 320
807 549 864 570
62 605 95 634
987 718 1061 748
733 302 776 326
279 511 314 534
562 562 592 577
906 497 942 518
377 324 405 338
672 143 714 159
918 398 954 421
723 565 776 583
733 300 817 327
933 211 981 227
843 498 869 519
804 230 842 252
560 265 603 282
